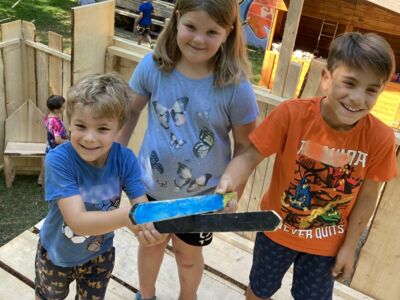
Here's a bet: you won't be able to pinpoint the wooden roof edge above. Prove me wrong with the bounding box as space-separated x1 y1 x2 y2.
365 0 399 14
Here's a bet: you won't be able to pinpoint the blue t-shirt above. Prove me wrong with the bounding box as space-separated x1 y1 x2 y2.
129 53 259 199
139 1 153 26
39 142 144 267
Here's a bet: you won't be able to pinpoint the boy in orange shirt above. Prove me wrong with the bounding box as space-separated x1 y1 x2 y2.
217 32 397 300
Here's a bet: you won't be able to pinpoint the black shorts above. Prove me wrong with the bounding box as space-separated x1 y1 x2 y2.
35 242 115 300
147 194 213 247
136 25 150 36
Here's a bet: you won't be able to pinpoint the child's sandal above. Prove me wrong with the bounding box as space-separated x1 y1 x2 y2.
135 291 156 300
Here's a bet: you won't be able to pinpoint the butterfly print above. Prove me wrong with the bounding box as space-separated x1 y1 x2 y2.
150 151 164 174
193 127 214 158
187 173 212 193
174 162 192 188
170 133 186 149
174 162 212 192
152 97 189 129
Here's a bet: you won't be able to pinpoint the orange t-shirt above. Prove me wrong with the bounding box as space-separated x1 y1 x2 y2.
249 97 397 256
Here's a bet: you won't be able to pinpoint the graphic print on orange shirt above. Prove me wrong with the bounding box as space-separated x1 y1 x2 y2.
281 140 364 230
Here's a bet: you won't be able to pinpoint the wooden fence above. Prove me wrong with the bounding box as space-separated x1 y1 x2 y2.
0 0 399 298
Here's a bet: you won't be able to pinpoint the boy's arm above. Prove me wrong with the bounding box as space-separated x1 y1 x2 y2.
332 179 381 280
58 195 135 236
216 143 264 197
129 195 168 246
116 93 149 146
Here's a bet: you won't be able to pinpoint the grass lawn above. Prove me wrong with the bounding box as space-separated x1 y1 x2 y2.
0 171 47 247
0 0 75 47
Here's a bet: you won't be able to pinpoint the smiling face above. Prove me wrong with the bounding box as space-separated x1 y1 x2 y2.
69 105 120 167
320 65 384 131
176 10 230 72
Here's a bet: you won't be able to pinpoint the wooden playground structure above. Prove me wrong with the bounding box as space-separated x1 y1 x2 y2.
0 1 399 299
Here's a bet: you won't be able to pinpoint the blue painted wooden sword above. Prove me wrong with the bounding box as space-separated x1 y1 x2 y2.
129 192 237 224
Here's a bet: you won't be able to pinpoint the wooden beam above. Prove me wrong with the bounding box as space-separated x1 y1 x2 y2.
271 0 304 97
24 40 71 61
0 38 20 49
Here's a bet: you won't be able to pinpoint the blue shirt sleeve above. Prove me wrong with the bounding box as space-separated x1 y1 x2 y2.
119 146 145 200
129 53 154 97
229 79 259 124
45 147 80 202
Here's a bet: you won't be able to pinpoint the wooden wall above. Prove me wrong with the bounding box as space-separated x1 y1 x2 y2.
275 0 400 72
0 21 71 169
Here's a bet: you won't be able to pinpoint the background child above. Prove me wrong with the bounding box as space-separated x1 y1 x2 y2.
118 0 259 299
35 74 166 300
135 0 154 47
44 95 69 152
216 32 397 300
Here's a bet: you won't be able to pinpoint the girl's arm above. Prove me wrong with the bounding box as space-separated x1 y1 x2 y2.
231 121 257 199
117 93 149 146
332 179 381 280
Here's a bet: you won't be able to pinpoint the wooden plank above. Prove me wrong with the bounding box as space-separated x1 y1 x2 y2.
24 40 71 61
0 38 20 49
366 0 400 14
36 47 49 114
0 49 6 163
113 228 245 299
0 268 33 299
271 0 304 97
300 58 326 98
0 230 134 299
5 101 28 144
1 20 23 116
4 142 46 155
282 61 302 99
48 32 63 96
22 22 37 105
72 0 115 84
350 151 400 299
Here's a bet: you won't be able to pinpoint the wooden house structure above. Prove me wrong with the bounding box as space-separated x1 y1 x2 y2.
270 0 400 72
0 1 399 299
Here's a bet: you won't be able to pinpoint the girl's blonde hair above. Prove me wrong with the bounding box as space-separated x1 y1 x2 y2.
153 0 250 87
67 73 133 129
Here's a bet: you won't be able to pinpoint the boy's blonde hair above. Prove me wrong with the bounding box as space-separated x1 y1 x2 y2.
327 32 395 83
67 73 132 128
153 0 250 88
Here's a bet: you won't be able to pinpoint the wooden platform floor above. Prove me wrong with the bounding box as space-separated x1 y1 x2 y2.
0 222 373 299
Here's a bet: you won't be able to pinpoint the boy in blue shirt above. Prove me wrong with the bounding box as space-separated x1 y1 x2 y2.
35 73 166 300
136 0 154 47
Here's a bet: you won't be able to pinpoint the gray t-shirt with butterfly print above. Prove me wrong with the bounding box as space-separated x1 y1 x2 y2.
129 53 259 200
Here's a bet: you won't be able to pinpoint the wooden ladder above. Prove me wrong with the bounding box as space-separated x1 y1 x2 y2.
314 19 339 56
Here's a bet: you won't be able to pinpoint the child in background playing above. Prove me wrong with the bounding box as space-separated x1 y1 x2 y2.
44 95 68 152
35 74 166 300
136 0 154 47
118 1 259 299
217 32 397 300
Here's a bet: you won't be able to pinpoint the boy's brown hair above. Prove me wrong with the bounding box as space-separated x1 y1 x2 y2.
67 73 132 129
153 0 250 87
327 32 395 83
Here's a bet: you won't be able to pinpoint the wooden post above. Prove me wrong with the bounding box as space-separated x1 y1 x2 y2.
350 148 400 299
72 0 116 84
271 0 304 97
